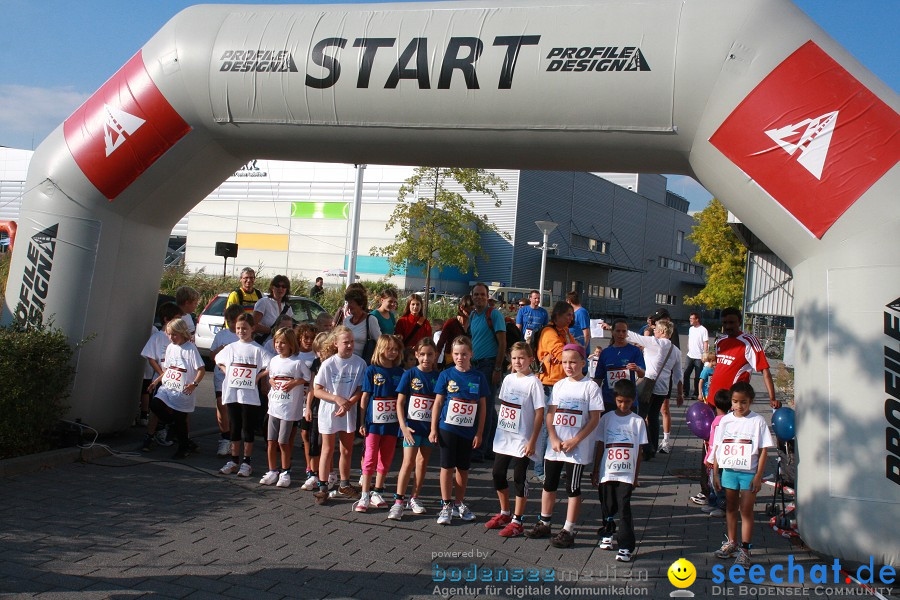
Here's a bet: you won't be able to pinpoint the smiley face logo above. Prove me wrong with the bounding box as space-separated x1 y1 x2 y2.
667 558 696 589
447 380 459 393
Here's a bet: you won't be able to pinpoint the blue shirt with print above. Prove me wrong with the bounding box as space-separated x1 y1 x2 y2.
435 367 490 440
396 366 439 436
469 307 506 361
569 306 591 350
595 344 646 409
515 306 549 334
362 364 404 436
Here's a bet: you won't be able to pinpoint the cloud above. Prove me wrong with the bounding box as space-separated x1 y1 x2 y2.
0 84 88 149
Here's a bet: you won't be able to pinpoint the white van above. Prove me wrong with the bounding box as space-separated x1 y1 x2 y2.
487 285 551 308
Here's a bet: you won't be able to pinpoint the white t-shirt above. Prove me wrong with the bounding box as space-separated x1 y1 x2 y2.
267 355 311 421
687 325 710 359
141 326 158 379
625 331 682 396
217 340 273 405
141 328 170 374
210 328 239 393
154 342 203 413
544 376 603 465
344 314 381 357
596 411 648 484
314 353 367 433
297 350 316 371
712 411 775 473
493 372 546 459
181 313 196 336
253 296 294 329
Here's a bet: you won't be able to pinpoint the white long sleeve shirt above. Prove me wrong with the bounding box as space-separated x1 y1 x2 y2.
626 331 682 396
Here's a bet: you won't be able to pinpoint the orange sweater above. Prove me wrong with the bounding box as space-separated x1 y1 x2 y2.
537 324 576 386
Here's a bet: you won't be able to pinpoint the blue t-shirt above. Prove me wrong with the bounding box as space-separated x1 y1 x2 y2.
569 306 591 350
435 366 490 439
515 306 549 335
362 364 404 436
699 365 715 398
595 344 646 408
370 310 396 335
469 307 506 361
396 366 440 436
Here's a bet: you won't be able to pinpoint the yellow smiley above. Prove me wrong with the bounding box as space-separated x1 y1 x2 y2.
667 558 696 589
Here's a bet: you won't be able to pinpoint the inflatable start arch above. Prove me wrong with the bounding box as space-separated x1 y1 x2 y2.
2 0 898 564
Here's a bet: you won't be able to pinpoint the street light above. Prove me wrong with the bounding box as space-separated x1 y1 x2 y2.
534 220 558 304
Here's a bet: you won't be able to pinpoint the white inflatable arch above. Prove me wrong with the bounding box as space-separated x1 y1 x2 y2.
2 0 898 564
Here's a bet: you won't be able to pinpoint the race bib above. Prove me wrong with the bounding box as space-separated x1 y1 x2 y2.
371 397 398 424
553 409 583 429
719 439 753 470
408 394 435 422
228 364 258 389
607 368 629 385
497 400 523 434
445 397 477 427
269 377 293 404
162 366 186 394
523 329 534 343
587 357 599 379
604 443 636 477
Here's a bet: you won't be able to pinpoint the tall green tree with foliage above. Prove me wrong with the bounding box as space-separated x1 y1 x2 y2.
371 167 509 315
684 198 747 309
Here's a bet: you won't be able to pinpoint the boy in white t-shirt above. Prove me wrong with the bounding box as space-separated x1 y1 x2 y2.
527 344 603 548
210 305 243 457
591 379 647 563
710 381 775 567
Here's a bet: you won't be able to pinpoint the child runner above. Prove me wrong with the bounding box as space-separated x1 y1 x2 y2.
429 336 488 525
402 347 417 370
301 331 337 491
711 381 775 566
144 318 204 459
485 341 545 537
356 334 405 511
697 351 716 404
263 314 296 354
217 313 273 477
175 286 201 338
700 389 732 517
390 337 439 520
293 323 319 487
313 326 366 505
592 379 647 562
210 305 243 457
140 302 183 450
260 327 310 488
528 343 602 548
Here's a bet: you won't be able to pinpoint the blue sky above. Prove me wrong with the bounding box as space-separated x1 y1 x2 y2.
1 0 896 210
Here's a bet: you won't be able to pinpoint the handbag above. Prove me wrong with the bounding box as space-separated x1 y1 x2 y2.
637 342 673 405
361 315 377 364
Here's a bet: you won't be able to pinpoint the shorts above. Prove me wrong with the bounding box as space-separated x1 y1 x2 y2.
267 415 295 444
299 398 319 431
438 429 473 470
403 433 433 448
720 468 756 491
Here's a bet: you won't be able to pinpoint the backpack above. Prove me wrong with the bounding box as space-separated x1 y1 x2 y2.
234 287 263 312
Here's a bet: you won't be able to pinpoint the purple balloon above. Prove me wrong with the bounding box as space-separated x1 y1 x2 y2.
686 402 716 439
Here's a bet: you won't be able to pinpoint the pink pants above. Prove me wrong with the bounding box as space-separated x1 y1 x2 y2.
362 433 397 475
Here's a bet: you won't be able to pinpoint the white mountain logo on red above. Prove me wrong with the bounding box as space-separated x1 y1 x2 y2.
103 104 146 157
764 111 838 180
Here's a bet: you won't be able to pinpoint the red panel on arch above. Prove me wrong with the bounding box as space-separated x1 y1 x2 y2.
63 51 191 200
710 41 900 239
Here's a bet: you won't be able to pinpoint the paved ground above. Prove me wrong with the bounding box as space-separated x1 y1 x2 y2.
2 369 895 600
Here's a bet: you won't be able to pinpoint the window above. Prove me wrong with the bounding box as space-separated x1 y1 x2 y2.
588 284 600 297
658 256 703 277
571 233 608 254
605 287 622 299
655 293 677 305
676 230 684 255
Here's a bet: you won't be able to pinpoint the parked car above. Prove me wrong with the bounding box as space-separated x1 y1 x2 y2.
195 293 327 357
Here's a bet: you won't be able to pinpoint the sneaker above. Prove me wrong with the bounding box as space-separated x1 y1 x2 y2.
301 474 320 491
216 439 230 457
658 439 672 454
237 463 253 477
330 484 361 500
437 504 453 525
369 491 387 508
700 504 717 513
485 513 513 530
140 435 154 453
499 521 525 538
528 474 545 484
259 470 279 485
276 471 291 488
388 502 404 521
734 548 752 567
599 536 615 550
714 539 738 559
138 415 149 427
314 488 329 505
526 521 551 539
708 508 726 517
550 528 576 549
219 460 239 475
358 474 365 487
354 493 370 513
455 502 475 521
408 497 427 514
615 549 633 562
327 471 338 490
154 429 174 447
690 493 708 505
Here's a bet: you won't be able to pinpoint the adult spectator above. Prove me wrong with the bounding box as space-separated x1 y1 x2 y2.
310 276 325 300
650 308 680 349
515 290 549 344
645 308 680 451
343 286 381 357
706 307 779 409
436 295 473 367
683 312 709 399
532 301 577 482
639 314 654 336
225 267 263 327
370 288 398 335
468 282 507 460
333 282 366 326
394 293 432 349
252 275 294 338
594 319 645 414
566 291 591 352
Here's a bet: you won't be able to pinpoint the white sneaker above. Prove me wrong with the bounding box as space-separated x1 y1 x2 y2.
388 502 404 520
369 491 387 508
408 497 426 514
327 471 338 490
437 504 453 525
301 474 320 491
154 429 173 447
708 508 726 517
658 439 672 454
599 536 615 550
700 504 717 513
219 461 238 475
358 474 365 487
237 463 253 477
455 502 475 521
276 471 291 488
259 470 279 485
216 439 230 457
354 492 370 513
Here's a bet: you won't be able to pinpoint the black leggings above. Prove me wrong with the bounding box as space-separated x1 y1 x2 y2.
542 460 584 497
227 403 260 444
149 396 188 450
492 452 530 497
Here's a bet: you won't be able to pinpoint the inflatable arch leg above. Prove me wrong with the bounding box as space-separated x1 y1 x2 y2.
2 0 898 565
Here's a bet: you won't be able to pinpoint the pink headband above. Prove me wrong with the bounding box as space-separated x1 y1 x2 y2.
562 343 586 358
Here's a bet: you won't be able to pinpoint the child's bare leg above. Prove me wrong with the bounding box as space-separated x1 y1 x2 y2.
739 490 757 544
243 441 253 459
454 469 469 503
497 487 511 512
514 494 527 516
413 448 432 497
318 434 335 480
440 468 453 500
396 447 416 496
565 495 582 524
338 431 354 481
301 430 312 471
267 440 279 471
216 396 229 434
541 490 557 517
725 489 740 542
279 442 292 471
374 472 386 489
662 398 671 434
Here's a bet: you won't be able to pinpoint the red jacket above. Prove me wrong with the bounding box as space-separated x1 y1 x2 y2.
395 314 433 348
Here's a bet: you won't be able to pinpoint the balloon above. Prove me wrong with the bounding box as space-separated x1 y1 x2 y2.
686 402 716 439
772 407 796 441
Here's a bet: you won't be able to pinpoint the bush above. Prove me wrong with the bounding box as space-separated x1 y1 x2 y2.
0 323 75 459
0 252 10 302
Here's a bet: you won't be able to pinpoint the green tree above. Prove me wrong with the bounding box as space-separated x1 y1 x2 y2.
684 198 747 309
371 167 509 315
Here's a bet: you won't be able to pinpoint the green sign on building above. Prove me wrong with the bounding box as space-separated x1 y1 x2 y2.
290 201 349 219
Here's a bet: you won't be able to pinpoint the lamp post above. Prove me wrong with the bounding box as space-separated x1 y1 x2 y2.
535 220 558 303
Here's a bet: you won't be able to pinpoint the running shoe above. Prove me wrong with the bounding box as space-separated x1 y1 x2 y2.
276 471 291 488
437 504 453 525
327 471 338 490
616 549 633 562
690 493 708 505
408 497 427 514
219 461 239 475
527 521 551 539
700 504 717 513
734 548 751 567
387 502 404 521
154 429 173 447
369 491 387 508
354 492 370 513
708 508 726 517
259 470 279 485
498 521 525 538
485 513 512 530
216 439 231 457
237 463 253 477
301 475 320 491
714 539 738 559
455 503 475 521
329 484 361 500
599 536 615 550
658 439 672 454
551 529 575 549
314 488 329 505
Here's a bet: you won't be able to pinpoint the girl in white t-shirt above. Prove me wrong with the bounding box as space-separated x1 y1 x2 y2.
292 323 320 488
140 302 183 450
217 313 273 478
210 304 243 457
259 328 310 489
485 342 545 537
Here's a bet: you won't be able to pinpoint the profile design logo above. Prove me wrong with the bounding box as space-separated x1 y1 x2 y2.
667 558 696 597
